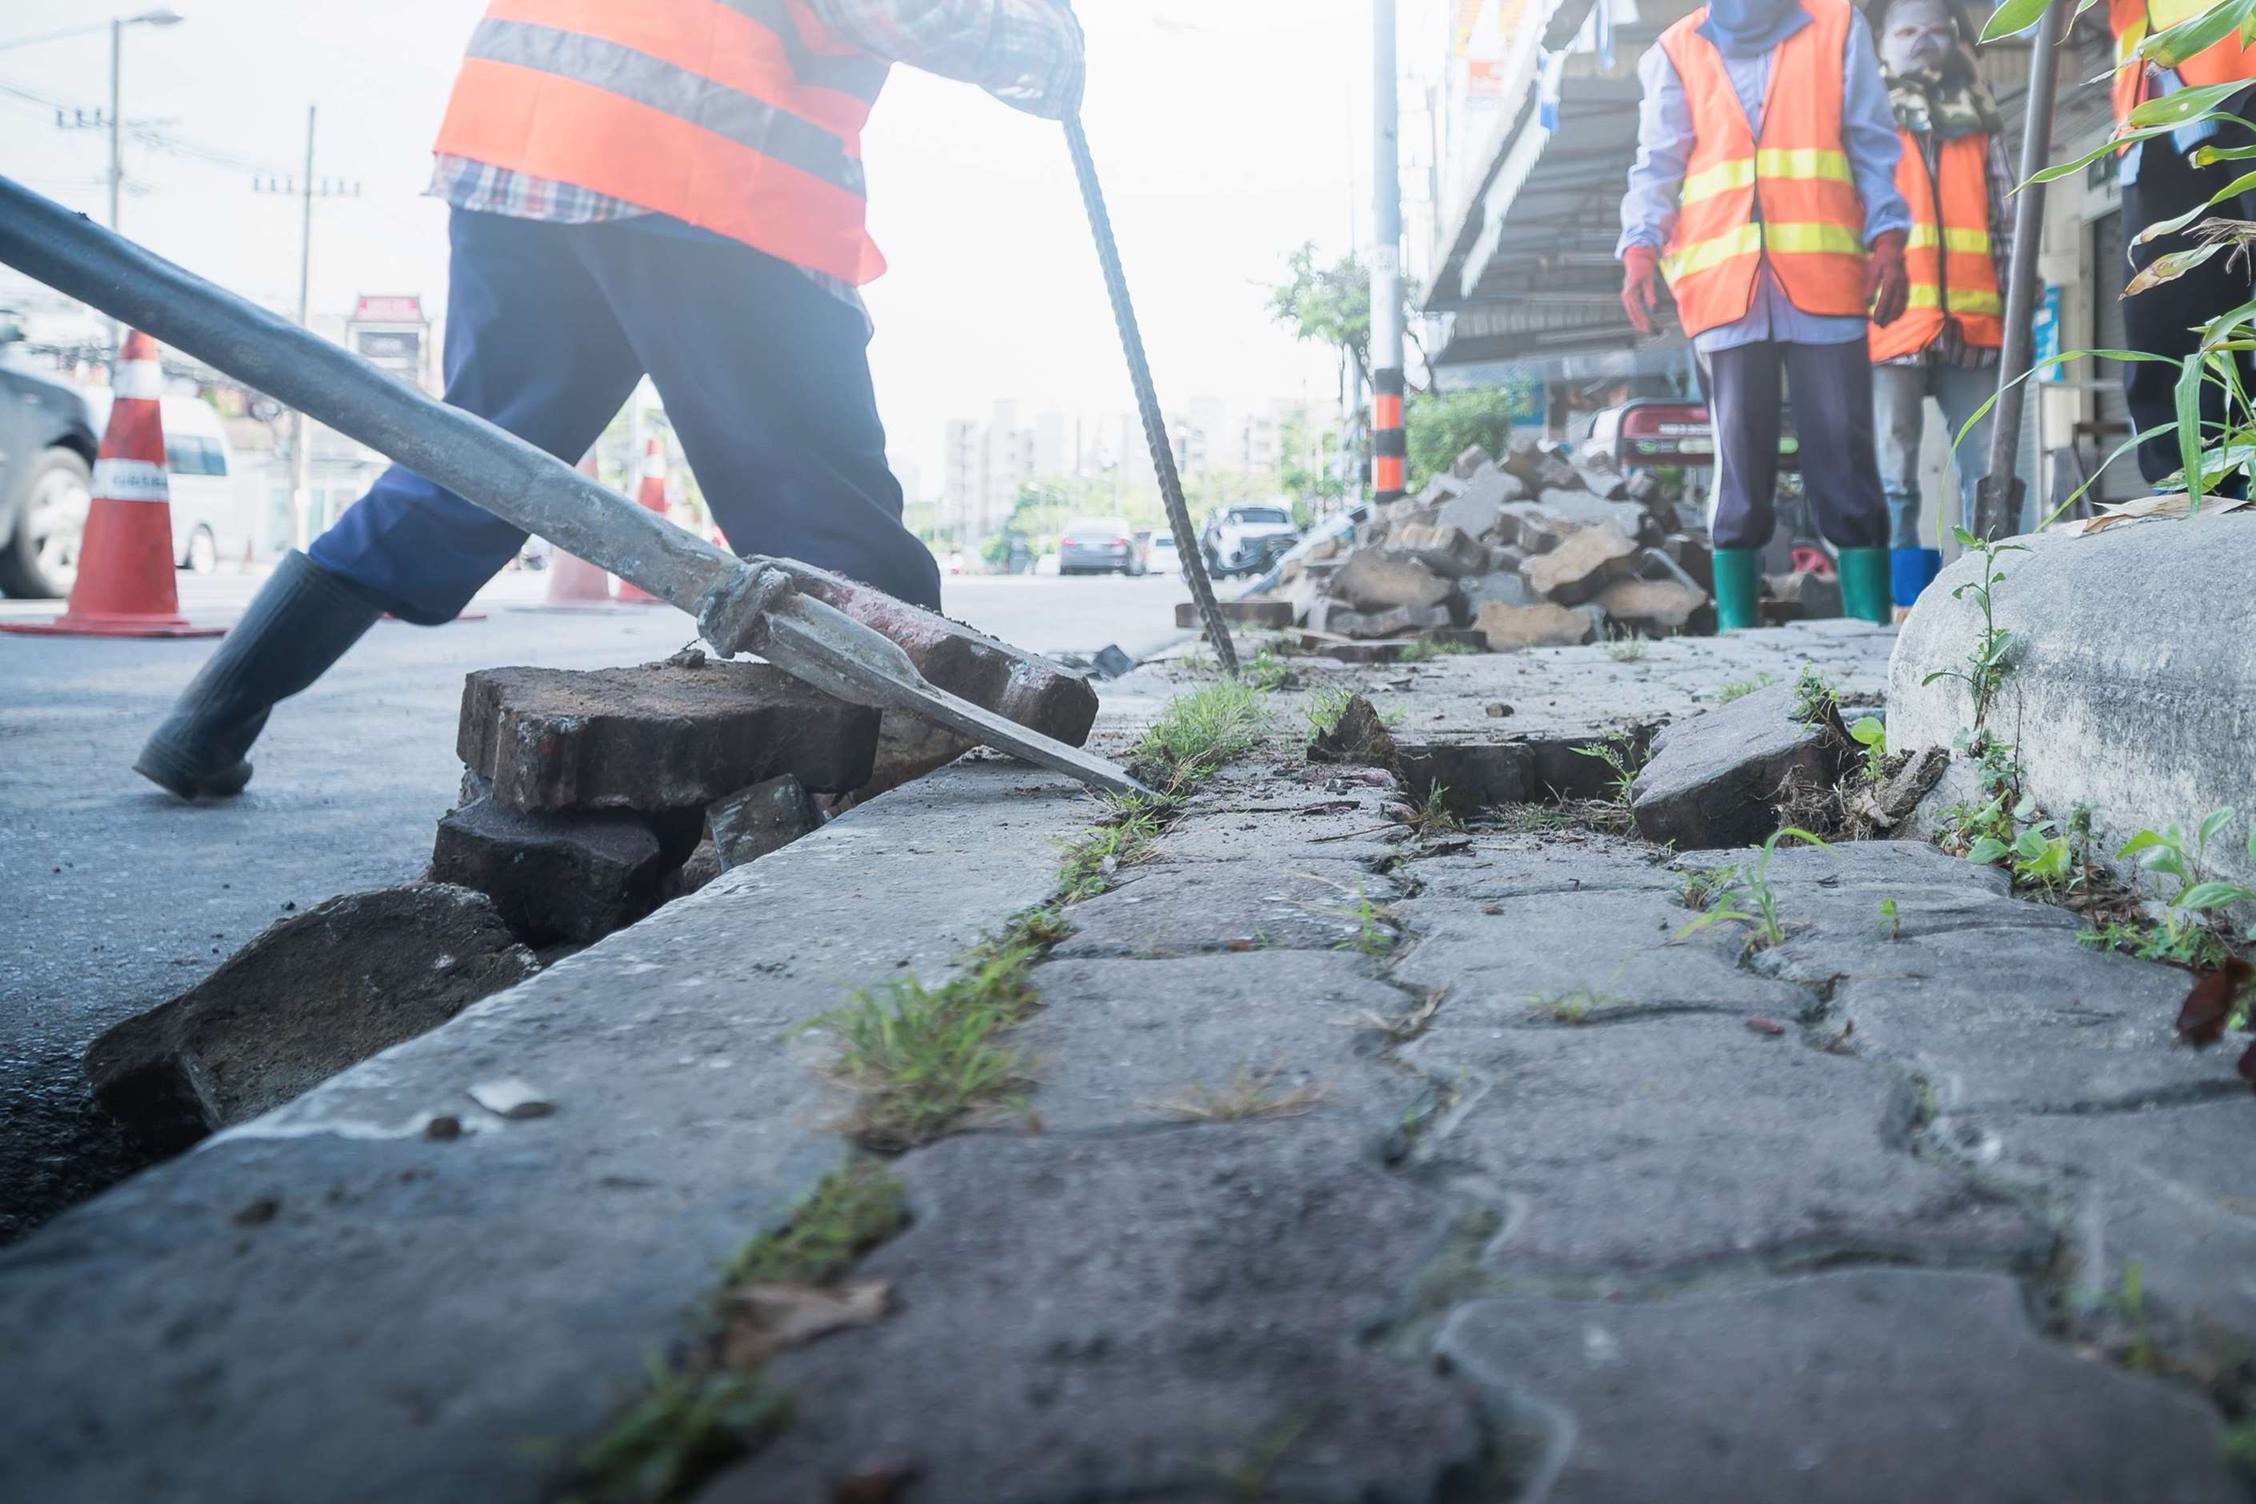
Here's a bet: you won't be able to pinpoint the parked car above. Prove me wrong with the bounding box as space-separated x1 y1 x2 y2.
1583 397 1799 473
1058 516 1144 576
0 334 99 599
1144 529 1181 575
1199 503 1299 576
85 391 260 575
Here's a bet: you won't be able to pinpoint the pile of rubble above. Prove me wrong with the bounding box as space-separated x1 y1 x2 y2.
1273 441 1715 655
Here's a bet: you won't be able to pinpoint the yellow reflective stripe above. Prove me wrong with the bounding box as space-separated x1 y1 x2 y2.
1759 221 1866 256
1662 222 1762 280
1681 157 1755 204
1907 285 2004 315
1678 149 1854 206
1754 147 1853 184
1907 225 1994 253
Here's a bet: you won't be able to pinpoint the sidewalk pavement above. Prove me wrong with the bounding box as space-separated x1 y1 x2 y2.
0 622 2247 1503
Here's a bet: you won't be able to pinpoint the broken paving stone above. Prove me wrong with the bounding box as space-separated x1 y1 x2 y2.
1173 598 1293 629
1494 502 1572 554
85 885 538 1151
1451 444 1494 479
1521 523 1641 605
429 795 667 946
1502 437 1580 490
1382 523 1489 578
1475 599 1599 652
1593 574 1708 636
1401 1013 2040 1274
724 1126 1486 1504
1308 693 1399 767
459 659 882 812
1327 549 1453 612
1053 861 1403 959
1629 680 1849 849
707 774 821 870
1437 1269 2242 1504
1574 463 1630 500
1307 598 1452 640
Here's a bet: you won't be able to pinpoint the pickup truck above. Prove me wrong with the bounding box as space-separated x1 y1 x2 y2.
0 332 99 599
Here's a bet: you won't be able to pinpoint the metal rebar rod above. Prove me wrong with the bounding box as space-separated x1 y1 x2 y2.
1975 0 2067 540
1064 119 1240 675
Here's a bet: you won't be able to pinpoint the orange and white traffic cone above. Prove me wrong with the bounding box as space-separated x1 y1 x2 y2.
615 438 672 606
0 331 222 639
536 452 620 608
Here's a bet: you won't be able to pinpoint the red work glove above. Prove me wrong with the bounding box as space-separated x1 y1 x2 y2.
1621 244 1663 336
1865 229 1910 328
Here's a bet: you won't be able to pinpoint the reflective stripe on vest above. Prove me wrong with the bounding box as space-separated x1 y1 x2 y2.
2109 0 2256 133
1657 0 1869 337
1869 130 2003 361
433 0 888 284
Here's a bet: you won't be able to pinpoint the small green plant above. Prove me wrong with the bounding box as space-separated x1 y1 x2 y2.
1242 647 1296 691
1878 895 1901 940
574 1361 790 1504
1336 886 1398 956
726 1162 909 1287
1306 685 1352 737
1674 827 1830 954
2223 1422 2256 1469
1680 865 1734 911
1529 985 1629 1025
1712 672 1776 705
1919 529 2028 731
2090 810 2256 970
1603 633 1647 663
1792 666 1839 725
1156 1069 1327 1122
1411 781 1465 836
1400 638 1479 663
1056 805 1162 903
1847 716 1888 784
806 927 1048 1150
1571 734 1649 828
2108 1262 2159 1374
1136 680 1270 789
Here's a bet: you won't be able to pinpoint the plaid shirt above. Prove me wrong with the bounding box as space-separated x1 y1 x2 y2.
429 1 1081 289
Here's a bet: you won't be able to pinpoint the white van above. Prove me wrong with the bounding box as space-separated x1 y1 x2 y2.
84 391 258 572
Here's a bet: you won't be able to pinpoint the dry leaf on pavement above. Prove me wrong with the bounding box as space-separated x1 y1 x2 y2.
720 1279 889 1370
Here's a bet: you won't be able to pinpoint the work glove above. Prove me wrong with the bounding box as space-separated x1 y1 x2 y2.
1865 229 1910 328
1621 244 1663 336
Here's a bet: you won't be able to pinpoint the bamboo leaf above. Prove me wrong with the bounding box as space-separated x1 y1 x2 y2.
2193 141 2256 165
2139 0 2256 67
1982 0 2054 41
2125 238 2230 292
2127 80 2255 128
2176 349 2209 508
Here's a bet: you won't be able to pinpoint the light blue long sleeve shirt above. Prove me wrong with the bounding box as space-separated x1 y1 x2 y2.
1618 9 1911 353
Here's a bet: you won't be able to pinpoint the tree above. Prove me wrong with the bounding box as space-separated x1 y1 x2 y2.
1405 386 1528 490
1268 243 1373 388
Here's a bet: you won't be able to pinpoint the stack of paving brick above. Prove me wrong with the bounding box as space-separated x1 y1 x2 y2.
429 656 885 947
1269 441 1716 657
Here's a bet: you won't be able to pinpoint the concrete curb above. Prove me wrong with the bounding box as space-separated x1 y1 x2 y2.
0 761 1090 1504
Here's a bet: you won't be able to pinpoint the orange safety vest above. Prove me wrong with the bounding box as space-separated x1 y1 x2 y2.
1657 0 1870 336
1868 130 2003 360
2109 0 2256 134
432 0 890 285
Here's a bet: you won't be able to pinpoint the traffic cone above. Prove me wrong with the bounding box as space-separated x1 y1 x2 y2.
615 438 671 606
0 331 222 639
534 453 620 609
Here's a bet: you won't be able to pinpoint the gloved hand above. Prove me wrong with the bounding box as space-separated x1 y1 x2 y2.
1865 229 1909 327
1621 245 1663 336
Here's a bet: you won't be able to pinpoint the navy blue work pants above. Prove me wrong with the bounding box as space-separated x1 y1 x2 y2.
1703 338 1888 552
309 208 941 620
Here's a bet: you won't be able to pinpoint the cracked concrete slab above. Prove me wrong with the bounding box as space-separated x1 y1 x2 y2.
1438 1267 2242 1504
0 763 1088 1504
1402 1014 2042 1279
1011 951 1420 1135
714 1123 1488 1504
1401 832 1681 904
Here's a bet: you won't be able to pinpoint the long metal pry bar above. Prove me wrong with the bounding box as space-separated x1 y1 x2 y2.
0 176 1151 801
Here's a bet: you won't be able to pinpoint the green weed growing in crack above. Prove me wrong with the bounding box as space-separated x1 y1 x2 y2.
1680 864 1734 911
1306 685 1352 738
1847 716 1889 784
1055 803 1163 903
1400 638 1479 663
1333 885 1399 957
1134 679 1270 791
1571 735 1649 832
805 923 1049 1151
1919 529 2028 732
573 1164 910 1504
1529 985 1630 1025
1410 781 1465 836
1154 1068 1327 1122
1603 632 1647 663
1792 666 1840 725
2084 810 2256 971
1878 896 1902 941
1712 672 1776 705
1241 646 1298 691
1674 827 1830 954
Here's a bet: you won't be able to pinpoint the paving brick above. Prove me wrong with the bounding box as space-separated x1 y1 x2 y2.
1522 523 1641 605
706 774 820 869
458 659 882 812
429 797 666 945
1173 598 1293 629
1629 680 1847 848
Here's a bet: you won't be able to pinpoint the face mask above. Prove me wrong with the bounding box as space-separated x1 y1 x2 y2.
1881 1 1957 77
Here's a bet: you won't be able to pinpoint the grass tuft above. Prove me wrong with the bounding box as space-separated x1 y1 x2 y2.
573 1362 790 1504
1056 806 1163 903
1155 1069 1327 1122
1712 672 1776 705
726 1162 908 1287
1136 680 1270 790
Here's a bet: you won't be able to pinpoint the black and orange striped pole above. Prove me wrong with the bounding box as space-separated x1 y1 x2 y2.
1370 0 1407 504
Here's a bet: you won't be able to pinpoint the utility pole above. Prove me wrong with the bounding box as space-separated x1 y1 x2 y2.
255 105 360 546
1370 0 1407 505
108 19 123 230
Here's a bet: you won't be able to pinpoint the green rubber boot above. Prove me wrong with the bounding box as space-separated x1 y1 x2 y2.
1712 547 1762 632
1837 547 1892 625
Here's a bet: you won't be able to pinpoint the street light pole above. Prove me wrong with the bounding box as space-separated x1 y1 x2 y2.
1370 0 1408 504
291 104 317 547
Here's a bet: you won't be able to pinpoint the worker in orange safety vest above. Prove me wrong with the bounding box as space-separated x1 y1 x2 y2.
137 0 1085 802
2109 0 2256 489
1866 0 2013 614
1619 0 1913 630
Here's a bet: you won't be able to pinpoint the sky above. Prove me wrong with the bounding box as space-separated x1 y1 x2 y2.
0 1 1434 487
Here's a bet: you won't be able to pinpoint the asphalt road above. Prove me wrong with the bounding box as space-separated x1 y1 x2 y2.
0 564 1185 1241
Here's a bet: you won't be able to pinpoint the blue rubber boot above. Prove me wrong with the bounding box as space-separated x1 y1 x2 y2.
1890 547 1943 610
